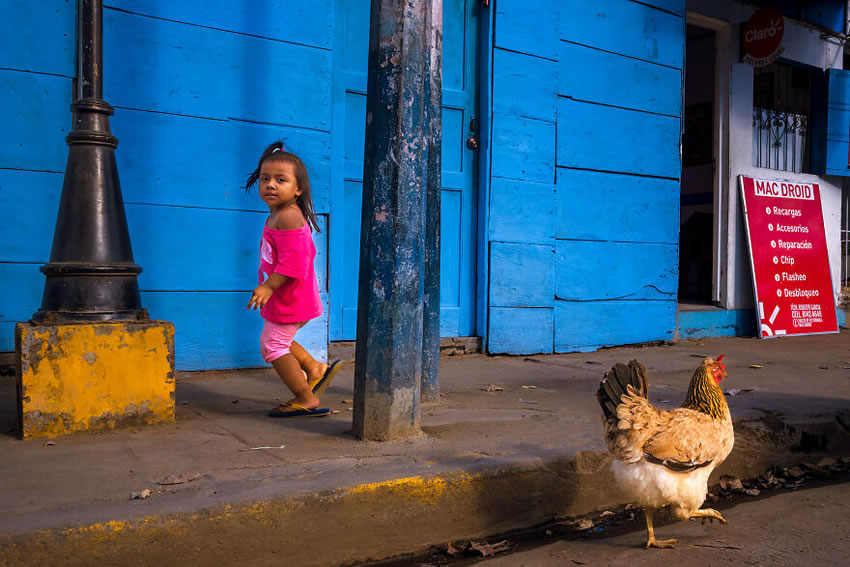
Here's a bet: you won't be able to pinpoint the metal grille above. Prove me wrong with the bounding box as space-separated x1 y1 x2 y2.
752 108 809 173
752 63 812 174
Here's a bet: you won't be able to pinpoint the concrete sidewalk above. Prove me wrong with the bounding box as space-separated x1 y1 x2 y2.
1 333 849 566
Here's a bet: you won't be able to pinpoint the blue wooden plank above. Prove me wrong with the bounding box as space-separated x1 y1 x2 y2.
127 205 265 292
559 42 682 116
643 0 685 16
0 263 44 326
0 322 17 352
492 113 556 184
344 91 367 180
127 205 327 292
555 240 677 301
495 0 559 60
0 70 71 172
103 10 331 129
488 307 554 354
490 242 554 307
493 49 557 122
0 0 75 77
343 0 370 79
105 1 333 49
678 309 756 339
0 170 62 262
825 69 850 176
442 0 468 92
561 0 684 69
142 291 264 369
557 98 681 178
489 178 554 245
555 168 679 242
111 109 331 212
554 299 676 351
441 190 462 307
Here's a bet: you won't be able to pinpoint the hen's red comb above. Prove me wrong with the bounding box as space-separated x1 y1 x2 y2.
717 354 725 362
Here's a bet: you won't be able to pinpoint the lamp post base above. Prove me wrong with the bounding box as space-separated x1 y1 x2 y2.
15 320 175 439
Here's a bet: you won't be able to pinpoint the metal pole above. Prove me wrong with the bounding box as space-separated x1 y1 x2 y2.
353 0 434 440
421 1 442 402
34 0 145 322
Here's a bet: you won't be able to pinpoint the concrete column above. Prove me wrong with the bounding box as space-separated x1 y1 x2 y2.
422 1 442 402
353 0 436 440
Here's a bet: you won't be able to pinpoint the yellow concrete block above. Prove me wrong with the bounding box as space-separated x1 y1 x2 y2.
15 321 175 439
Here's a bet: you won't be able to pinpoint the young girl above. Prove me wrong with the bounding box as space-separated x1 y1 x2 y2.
246 142 341 417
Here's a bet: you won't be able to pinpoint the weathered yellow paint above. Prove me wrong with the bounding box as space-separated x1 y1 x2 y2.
15 321 175 439
345 473 480 505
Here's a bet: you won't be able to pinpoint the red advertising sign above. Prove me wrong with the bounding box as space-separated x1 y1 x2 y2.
742 8 784 66
740 176 838 337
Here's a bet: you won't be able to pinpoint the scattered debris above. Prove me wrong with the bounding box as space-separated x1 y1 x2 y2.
42 440 55 447
130 489 152 500
571 518 594 530
155 472 201 485
443 540 513 558
469 540 512 557
347 408 353 411
231 399 239 404
719 475 744 492
693 543 742 550
521 385 537 390
481 384 504 392
331 410 340 415
341 399 353 404
518 398 539 404
239 445 285 451
724 387 754 396
600 510 615 518
658 399 670 403
749 364 763 369
585 361 601 365
818 366 829 370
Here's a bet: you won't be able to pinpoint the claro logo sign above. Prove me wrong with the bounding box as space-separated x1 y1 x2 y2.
743 8 785 67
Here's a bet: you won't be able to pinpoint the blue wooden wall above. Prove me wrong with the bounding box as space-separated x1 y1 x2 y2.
1 1 331 369
4 0 687 364
487 0 684 353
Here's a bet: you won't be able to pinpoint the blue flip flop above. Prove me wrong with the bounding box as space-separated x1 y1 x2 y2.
311 360 342 397
268 402 330 418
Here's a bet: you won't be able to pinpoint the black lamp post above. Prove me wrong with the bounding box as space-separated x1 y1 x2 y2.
33 0 145 322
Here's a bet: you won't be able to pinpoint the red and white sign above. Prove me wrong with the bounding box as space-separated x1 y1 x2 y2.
742 8 785 66
740 176 838 337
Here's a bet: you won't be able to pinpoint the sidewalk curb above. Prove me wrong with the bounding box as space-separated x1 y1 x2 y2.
2 411 848 567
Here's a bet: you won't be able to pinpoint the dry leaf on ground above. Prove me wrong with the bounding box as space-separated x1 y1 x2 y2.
155 472 201 485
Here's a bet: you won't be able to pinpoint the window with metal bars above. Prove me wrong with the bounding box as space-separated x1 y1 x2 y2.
752 62 812 173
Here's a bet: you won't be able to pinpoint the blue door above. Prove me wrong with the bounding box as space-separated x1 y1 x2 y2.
331 0 480 340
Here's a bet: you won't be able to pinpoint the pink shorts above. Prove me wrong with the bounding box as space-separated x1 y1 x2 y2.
260 320 306 362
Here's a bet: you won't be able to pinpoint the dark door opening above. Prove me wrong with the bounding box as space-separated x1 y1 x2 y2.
679 24 717 305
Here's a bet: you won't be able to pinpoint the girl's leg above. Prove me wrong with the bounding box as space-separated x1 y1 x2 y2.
289 340 328 386
271 353 319 410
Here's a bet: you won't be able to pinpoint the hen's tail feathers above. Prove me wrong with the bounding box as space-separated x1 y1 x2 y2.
597 360 649 422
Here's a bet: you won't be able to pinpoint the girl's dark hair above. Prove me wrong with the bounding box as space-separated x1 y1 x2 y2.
245 141 321 233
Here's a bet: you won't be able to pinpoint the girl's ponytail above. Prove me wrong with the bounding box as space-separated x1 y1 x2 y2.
245 141 285 191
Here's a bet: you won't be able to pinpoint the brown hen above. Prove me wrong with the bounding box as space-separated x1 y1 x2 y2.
596 357 734 548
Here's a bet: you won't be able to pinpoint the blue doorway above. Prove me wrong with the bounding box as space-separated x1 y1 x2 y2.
330 0 481 340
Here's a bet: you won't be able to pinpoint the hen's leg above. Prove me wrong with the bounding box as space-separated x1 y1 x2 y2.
644 507 677 549
689 508 727 524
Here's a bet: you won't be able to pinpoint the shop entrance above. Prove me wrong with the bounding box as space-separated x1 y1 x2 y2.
679 24 718 306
